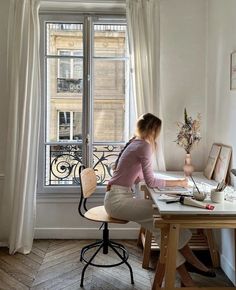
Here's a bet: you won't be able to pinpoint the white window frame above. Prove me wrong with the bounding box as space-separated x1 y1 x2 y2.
38 13 130 195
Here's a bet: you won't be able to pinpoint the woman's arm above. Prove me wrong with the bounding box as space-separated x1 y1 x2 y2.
139 142 189 189
165 178 189 188
139 144 166 188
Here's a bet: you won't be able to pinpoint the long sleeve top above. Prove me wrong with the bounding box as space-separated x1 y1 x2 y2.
108 139 166 188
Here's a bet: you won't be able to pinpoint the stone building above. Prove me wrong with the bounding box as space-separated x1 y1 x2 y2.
47 24 127 143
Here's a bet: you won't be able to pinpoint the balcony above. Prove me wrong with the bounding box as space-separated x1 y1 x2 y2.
45 143 123 186
57 78 83 94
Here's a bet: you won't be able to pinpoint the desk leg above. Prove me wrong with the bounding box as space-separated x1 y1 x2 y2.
205 229 220 267
164 224 180 290
152 227 169 290
142 229 152 269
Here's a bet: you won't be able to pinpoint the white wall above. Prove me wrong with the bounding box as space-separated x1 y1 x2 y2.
36 195 139 239
207 0 236 284
161 0 207 171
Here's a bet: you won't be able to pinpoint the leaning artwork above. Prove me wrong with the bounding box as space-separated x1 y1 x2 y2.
213 145 232 182
204 144 221 180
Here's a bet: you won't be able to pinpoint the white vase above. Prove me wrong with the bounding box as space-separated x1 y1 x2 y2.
183 153 194 176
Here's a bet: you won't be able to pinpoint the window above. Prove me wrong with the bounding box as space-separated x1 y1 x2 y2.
58 111 82 141
58 50 83 94
38 15 130 193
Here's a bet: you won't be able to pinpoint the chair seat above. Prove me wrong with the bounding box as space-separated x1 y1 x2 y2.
84 205 128 224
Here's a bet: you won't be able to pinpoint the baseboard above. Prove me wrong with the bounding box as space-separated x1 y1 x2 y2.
220 253 236 285
35 227 139 240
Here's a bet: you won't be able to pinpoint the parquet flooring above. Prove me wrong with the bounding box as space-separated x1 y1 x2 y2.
0 239 234 289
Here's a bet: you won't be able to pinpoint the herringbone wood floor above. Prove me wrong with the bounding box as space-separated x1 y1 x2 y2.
0 239 233 290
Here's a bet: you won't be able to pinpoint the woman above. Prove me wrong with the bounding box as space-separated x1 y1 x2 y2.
104 113 215 287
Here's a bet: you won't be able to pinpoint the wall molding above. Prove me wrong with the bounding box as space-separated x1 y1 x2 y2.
36 194 103 204
220 253 236 286
35 227 139 240
39 0 125 14
0 173 4 180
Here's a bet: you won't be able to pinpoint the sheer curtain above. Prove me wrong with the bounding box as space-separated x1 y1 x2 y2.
126 0 166 171
0 0 41 254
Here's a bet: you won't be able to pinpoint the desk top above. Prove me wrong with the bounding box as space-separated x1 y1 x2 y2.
150 171 236 215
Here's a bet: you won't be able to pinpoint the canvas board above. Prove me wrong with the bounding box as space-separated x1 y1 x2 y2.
203 144 221 180
213 145 232 183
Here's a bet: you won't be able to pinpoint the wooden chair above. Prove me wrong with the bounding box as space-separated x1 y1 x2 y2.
78 165 134 287
137 185 220 269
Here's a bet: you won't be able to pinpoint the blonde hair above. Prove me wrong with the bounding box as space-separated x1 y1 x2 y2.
135 113 162 149
113 113 162 170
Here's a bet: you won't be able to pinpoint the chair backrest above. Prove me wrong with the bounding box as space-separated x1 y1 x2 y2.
80 167 97 198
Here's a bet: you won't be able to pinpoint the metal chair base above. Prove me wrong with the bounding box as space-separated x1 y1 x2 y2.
80 223 134 287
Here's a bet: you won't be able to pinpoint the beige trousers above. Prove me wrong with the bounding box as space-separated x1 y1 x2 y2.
104 185 192 267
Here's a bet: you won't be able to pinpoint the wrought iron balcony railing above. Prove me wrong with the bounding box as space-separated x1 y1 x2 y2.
45 143 123 186
57 78 83 94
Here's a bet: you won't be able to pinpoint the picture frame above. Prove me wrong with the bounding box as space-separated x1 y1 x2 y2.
230 51 236 90
213 145 232 183
203 144 221 180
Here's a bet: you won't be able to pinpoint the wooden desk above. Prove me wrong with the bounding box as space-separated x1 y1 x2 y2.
139 172 220 268
145 182 236 290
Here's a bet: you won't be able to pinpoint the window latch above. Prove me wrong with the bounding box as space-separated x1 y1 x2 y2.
86 134 90 145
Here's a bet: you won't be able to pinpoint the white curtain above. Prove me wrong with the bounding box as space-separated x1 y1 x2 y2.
126 0 166 171
0 0 41 254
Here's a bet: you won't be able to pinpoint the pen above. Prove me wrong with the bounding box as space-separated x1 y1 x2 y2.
166 193 193 197
189 175 201 194
166 199 180 204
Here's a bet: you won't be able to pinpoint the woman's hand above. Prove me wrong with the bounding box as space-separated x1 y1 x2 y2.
165 178 189 188
178 178 189 188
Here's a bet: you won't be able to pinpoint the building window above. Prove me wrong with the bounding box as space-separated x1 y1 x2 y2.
39 15 129 192
58 111 82 141
57 50 83 94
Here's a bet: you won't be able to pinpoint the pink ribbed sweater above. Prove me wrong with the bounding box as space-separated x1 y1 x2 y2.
108 139 166 188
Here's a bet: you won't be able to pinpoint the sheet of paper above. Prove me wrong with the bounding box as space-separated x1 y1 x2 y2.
153 186 191 194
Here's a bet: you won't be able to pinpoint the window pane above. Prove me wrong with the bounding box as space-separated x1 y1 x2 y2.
73 60 82 80
47 57 83 95
73 112 82 140
46 58 83 142
93 59 126 142
94 24 127 57
45 144 83 185
59 51 70 78
92 144 123 185
46 23 83 55
59 112 70 140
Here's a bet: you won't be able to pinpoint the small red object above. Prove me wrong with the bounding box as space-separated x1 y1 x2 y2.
206 204 215 210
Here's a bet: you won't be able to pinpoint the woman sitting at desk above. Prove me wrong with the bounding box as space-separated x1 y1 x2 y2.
104 113 215 287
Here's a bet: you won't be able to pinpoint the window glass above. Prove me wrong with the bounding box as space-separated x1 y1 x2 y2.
73 112 82 140
94 24 127 57
93 24 127 143
58 112 70 140
46 58 83 142
40 18 128 190
47 23 83 55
